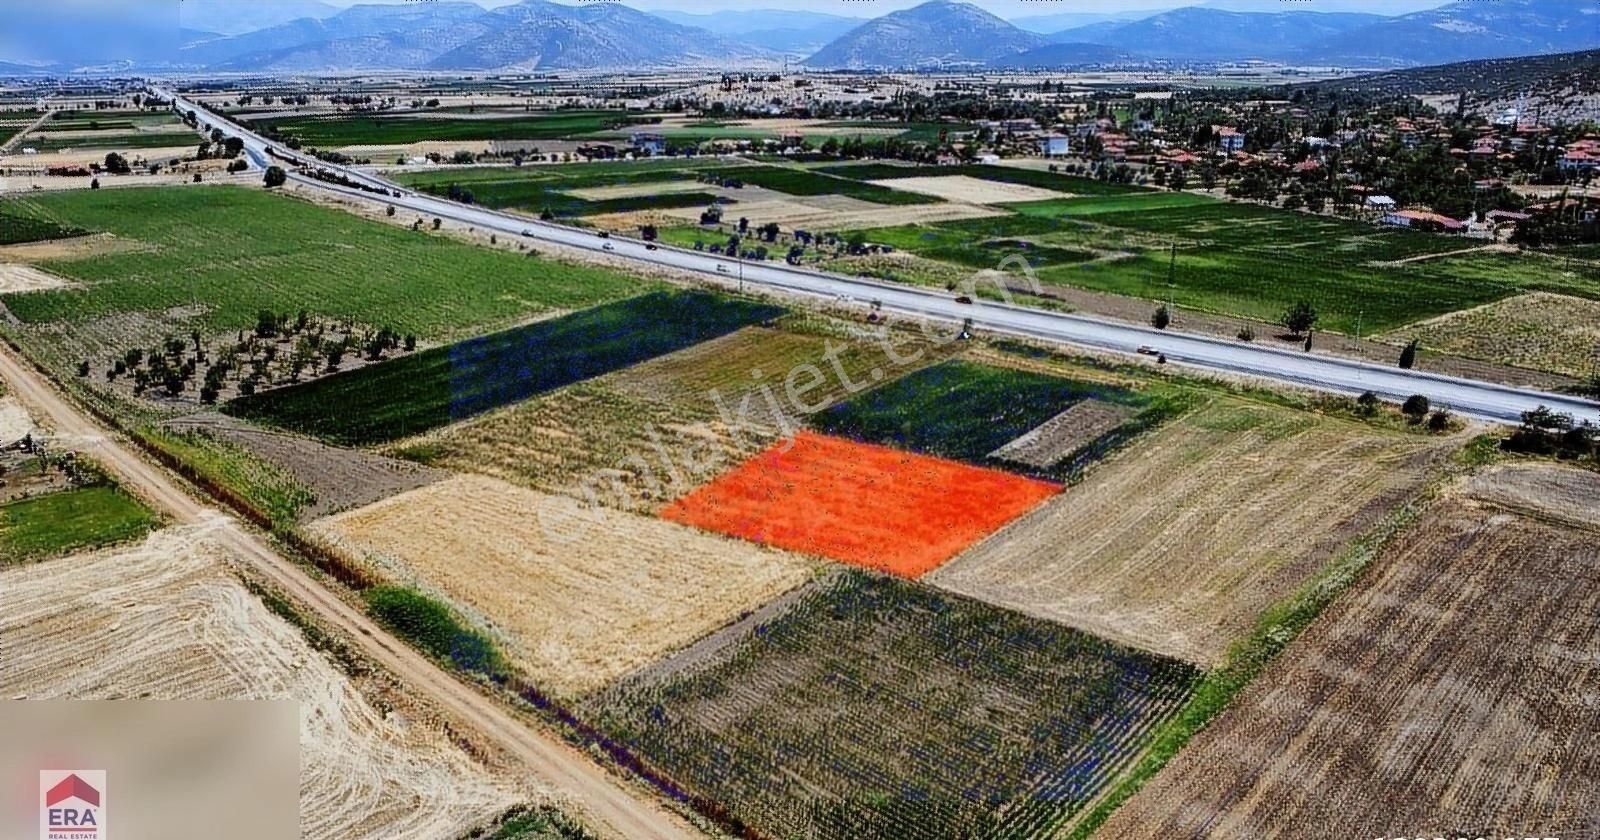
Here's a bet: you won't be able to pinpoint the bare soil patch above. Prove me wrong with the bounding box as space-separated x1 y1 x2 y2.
0 262 75 294
868 174 1070 204
928 399 1456 666
0 394 35 446
1097 478 1600 838
1462 461 1600 528
988 399 1136 469
0 232 152 262
0 526 523 839
164 414 447 519
310 474 817 698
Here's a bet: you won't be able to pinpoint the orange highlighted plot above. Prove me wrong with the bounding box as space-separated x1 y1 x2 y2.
660 431 1059 578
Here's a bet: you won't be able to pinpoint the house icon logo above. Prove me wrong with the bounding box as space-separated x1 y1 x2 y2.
39 770 106 840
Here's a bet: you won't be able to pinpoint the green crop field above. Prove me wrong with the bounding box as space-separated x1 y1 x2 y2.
809 359 1168 478
246 110 644 147
394 163 725 217
853 198 1600 332
225 290 785 446
0 187 641 339
702 165 941 206
23 132 200 152
0 484 159 563
0 207 86 245
813 120 969 143
584 570 1201 840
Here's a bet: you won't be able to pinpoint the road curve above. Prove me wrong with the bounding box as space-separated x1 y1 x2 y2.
0 342 699 840
156 87 1599 426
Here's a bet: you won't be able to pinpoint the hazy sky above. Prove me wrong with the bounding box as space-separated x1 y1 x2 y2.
324 0 1454 18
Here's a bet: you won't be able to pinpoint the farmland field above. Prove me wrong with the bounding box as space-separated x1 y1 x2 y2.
226 291 784 446
391 321 946 512
245 110 641 147
702 165 941 206
1393 291 1600 378
310 474 816 698
0 527 524 839
395 164 723 218
660 431 1060 578
0 483 159 563
0 186 640 339
928 398 1457 666
852 198 1600 332
809 359 1158 478
1096 465 1600 837
819 162 1142 196
20 132 199 152
583 570 1202 840
0 208 86 245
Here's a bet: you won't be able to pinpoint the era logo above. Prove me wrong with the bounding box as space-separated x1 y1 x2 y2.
39 770 106 840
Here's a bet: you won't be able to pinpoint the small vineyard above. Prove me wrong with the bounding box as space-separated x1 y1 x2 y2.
583 571 1201 840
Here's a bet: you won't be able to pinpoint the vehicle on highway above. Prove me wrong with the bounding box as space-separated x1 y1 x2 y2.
716 264 729 273
1137 345 1159 356
597 231 610 238
645 244 658 251
602 242 615 251
955 295 974 304
521 230 535 237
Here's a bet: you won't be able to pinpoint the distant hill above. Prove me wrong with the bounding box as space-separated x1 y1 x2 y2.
805 0 1048 69
1010 10 1159 35
179 3 491 68
1298 0 1600 67
428 1 772 71
178 0 339 37
1051 8 1385 62
1319 48 1600 124
989 43 1139 69
655 9 863 54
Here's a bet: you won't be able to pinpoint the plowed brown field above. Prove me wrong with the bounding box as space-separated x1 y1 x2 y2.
1095 464 1600 838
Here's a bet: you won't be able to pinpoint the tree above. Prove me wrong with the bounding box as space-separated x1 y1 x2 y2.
1356 391 1380 415
76 360 90 377
1427 408 1451 433
640 224 658 241
1151 305 1171 330
223 136 244 158
90 178 100 190
1303 331 1313 352
263 166 287 188
1402 394 1430 423
431 217 442 230
1281 301 1318 336
103 152 130 175
1398 339 1418 369
386 205 396 217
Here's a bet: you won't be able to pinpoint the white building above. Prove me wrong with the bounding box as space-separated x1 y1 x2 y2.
1039 134 1071 157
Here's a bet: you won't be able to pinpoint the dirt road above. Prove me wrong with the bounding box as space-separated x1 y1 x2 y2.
0 341 700 840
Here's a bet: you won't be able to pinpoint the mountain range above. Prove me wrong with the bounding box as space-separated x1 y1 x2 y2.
1 0 1596 74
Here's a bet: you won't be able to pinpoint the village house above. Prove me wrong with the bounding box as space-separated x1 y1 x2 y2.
1379 209 1465 233
629 131 666 156
1039 133 1071 157
1215 126 1245 153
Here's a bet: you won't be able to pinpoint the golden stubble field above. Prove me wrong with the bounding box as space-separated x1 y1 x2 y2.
1096 463 1600 837
309 473 818 698
0 526 522 840
928 398 1457 666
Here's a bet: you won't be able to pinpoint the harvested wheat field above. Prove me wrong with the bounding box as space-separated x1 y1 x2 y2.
660 431 1061 578
928 399 1455 665
311 474 816 697
988 399 1137 469
1096 465 1600 838
1462 461 1600 525
391 381 777 514
395 324 950 513
1395 291 1600 378
0 526 521 840
867 175 1069 204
